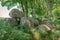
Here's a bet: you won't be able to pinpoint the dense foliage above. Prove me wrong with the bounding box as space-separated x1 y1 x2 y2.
0 0 60 40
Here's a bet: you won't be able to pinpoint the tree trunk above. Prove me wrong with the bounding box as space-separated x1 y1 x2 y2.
24 0 28 17
49 0 53 20
20 0 28 17
31 0 37 18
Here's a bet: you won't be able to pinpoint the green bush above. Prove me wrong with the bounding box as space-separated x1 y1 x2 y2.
0 18 32 40
0 18 60 40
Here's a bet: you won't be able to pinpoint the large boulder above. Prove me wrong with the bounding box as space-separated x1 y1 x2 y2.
20 17 34 27
20 17 39 28
9 8 23 18
38 19 56 31
5 18 18 26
